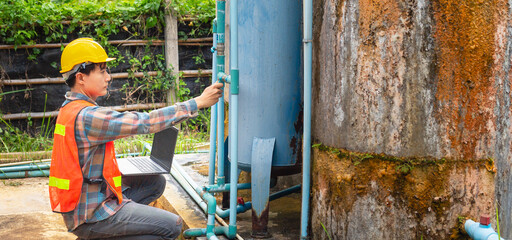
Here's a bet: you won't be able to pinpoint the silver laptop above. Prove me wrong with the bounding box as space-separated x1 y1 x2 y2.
117 127 178 176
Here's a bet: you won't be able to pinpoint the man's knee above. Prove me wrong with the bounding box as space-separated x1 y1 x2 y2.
168 216 183 239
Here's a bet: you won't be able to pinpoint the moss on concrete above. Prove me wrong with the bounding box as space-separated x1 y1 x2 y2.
311 143 496 239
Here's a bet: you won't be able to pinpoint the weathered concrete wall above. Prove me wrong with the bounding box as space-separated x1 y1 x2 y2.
311 0 512 239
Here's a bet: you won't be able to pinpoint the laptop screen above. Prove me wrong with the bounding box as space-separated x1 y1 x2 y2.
150 127 178 169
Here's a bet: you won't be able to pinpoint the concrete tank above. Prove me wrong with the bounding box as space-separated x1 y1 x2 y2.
234 0 303 175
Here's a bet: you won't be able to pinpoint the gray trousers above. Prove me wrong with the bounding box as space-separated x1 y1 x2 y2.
72 175 183 240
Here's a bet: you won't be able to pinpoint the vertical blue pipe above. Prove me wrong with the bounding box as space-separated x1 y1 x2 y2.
208 20 218 185
208 107 217 184
207 215 216 239
217 88 225 184
229 1 238 69
301 0 313 238
228 0 239 236
208 20 219 185
216 0 226 185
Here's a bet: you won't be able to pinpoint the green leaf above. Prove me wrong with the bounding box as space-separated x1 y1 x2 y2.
146 16 157 28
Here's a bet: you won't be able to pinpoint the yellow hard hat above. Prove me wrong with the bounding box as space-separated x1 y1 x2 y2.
60 38 115 73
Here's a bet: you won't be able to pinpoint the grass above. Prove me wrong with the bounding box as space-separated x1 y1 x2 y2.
114 131 209 156
1 180 23 187
0 120 53 153
0 91 53 153
496 203 501 239
319 221 332 240
116 133 210 157
114 134 153 156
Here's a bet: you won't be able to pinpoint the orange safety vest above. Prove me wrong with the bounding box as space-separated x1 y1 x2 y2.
49 100 123 213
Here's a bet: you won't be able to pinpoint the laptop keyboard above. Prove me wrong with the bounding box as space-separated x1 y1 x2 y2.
126 157 163 173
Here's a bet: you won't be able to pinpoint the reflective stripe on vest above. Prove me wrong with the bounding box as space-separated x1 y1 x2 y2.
54 124 66 136
49 176 70 190
113 176 122 187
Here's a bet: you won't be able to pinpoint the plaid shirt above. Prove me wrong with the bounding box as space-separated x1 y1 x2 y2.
60 92 198 231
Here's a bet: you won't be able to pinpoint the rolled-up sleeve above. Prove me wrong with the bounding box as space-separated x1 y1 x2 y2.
77 99 198 145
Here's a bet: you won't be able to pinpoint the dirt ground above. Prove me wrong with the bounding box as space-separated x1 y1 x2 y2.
0 177 75 239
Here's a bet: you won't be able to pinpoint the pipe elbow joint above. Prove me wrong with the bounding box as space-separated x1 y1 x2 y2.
225 225 237 239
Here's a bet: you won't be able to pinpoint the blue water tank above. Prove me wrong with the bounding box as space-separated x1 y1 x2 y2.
234 0 303 175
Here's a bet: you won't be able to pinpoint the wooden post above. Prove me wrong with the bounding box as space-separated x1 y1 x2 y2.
164 0 180 105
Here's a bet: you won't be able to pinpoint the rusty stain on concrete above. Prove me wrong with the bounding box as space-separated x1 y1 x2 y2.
433 0 498 160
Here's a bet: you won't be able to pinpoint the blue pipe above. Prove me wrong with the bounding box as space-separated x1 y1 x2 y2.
184 226 229 238
301 0 313 238
236 184 302 211
210 182 296 216
183 228 207 237
180 150 210 154
217 84 225 186
205 182 251 193
228 0 239 238
216 0 226 186
203 185 218 240
115 152 145 158
209 19 219 186
0 170 49 179
465 219 505 240
0 163 50 173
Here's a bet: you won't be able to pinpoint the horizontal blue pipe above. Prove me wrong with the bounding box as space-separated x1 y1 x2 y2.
183 226 229 238
0 163 50 173
183 228 206 237
0 160 50 168
179 150 210 154
0 170 49 179
204 178 278 193
205 182 251 193
115 152 145 157
269 184 301 201
236 184 302 211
